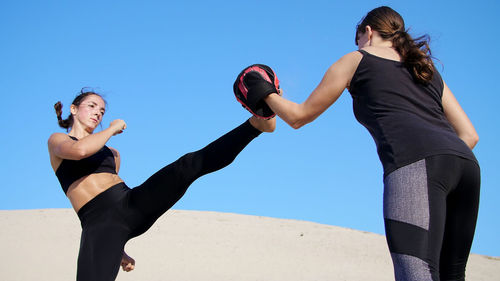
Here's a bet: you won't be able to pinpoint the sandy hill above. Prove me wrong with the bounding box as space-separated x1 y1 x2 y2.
1 209 498 281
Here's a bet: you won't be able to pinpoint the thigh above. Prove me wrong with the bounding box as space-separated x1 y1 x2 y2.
77 219 129 281
128 152 200 235
438 159 480 280
127 121 261 237
384 155 480 281
383 158 440 281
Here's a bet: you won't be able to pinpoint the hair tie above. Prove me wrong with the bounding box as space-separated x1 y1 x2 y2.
392 30 405 37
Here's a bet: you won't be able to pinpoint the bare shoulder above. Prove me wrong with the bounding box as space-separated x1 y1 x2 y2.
48 132 69 147
330 51 364 71
324 51 364 87
345 50 364 58
338 51 363 63
47 133 71 169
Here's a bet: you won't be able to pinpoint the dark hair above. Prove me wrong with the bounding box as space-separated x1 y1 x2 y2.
355 6 434 84
54 88 105 131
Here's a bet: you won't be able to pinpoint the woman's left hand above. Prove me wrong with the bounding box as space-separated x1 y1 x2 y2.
121 251 136 272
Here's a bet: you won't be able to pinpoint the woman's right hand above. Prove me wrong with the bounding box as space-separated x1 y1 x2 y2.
110 119 127 135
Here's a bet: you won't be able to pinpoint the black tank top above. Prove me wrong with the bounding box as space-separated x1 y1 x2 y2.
55 136 117 194
349 50 477 177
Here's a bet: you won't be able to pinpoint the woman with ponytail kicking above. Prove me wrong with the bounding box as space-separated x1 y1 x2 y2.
48 89 275 281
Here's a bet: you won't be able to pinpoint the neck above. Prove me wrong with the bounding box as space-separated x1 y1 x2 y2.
69 124 94 139
369 31 393 48
371 38 393 48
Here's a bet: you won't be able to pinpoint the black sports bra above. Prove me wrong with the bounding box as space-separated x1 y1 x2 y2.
55 136 117 194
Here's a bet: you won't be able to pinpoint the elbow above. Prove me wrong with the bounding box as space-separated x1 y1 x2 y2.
290 120 307 130
468 134 479 149
461 132 479 149
73 147 90 160
287 108 313 130
289 113 316 129
75 151 88 160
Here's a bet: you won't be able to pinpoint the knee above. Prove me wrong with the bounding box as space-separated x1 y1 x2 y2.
391 253 434 281
440 261 467 281
178 152 202 171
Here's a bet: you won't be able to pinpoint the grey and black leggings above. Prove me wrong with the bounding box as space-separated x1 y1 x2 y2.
76 120 261 281
384 154 480 281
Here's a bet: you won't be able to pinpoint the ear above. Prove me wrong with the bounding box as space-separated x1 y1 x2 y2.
365 25 373 37
70 104 77 115
364 25 374 45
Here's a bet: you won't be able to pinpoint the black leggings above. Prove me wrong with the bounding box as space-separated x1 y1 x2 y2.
383 154 480 281
76 120 261 281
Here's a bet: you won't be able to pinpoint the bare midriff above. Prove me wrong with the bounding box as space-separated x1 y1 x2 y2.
66 173 124 212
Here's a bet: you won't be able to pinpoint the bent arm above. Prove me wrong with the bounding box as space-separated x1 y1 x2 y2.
48 129 115 160
442 82 479 149
264 51 361 129
48 120 126 160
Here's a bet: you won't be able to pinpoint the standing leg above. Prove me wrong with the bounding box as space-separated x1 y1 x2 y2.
384 155 480 281
128 120 262 237
383 159 438 281
76 185 133 281
438 159 480 281
77 220 129 281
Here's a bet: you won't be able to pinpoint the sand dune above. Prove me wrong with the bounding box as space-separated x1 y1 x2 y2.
1 209 498 281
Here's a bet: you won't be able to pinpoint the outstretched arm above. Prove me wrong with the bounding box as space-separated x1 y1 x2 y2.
442 82 479 149
264 51 362 129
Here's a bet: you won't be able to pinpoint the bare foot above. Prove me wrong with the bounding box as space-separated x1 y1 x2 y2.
249 116 276 132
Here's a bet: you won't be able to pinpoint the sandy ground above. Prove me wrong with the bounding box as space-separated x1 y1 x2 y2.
0 209 498 281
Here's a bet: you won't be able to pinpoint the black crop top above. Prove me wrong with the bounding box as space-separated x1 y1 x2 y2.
55 136 117 194
349 50 477 177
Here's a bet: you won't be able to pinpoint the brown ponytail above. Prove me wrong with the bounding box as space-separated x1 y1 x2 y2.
392 30 434 84
54 101 73 131
355 6 435 84
54 88 105 132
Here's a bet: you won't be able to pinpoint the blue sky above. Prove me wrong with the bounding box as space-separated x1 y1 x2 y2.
1 0 499 257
